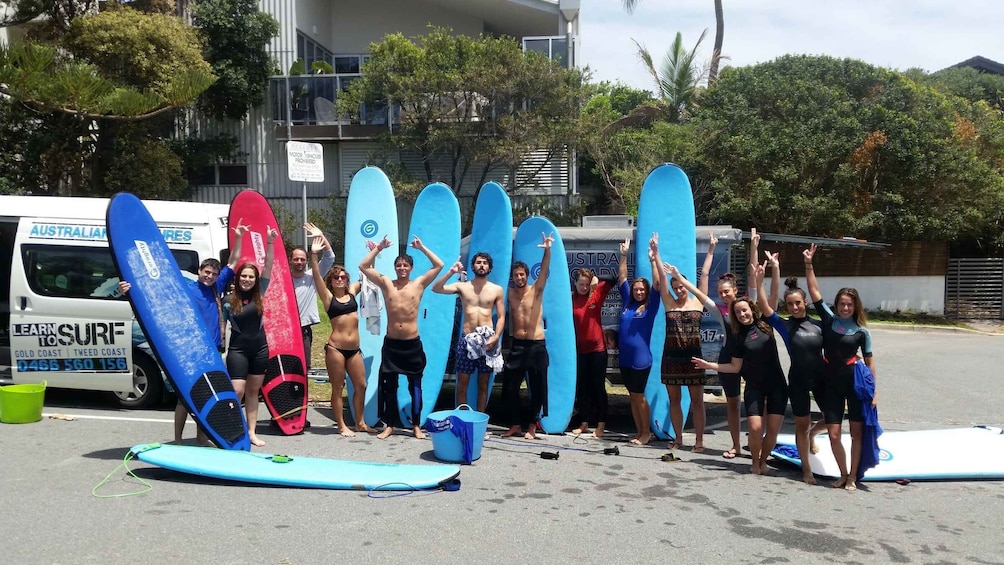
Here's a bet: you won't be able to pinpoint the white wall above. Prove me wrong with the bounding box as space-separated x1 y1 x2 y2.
295 0 333 50
328 0 483 54
810 275 945 315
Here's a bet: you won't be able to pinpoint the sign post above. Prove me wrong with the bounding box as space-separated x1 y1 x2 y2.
286 141 324 245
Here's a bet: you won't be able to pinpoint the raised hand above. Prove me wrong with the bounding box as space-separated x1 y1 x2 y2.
303 222 322 238
365 240 378 251
266 226 278 242
665 263 681 279
751 260 766 285
764 250 779 268
750 227 760 248
708 231 718 249
378 235 393 250
619 236 630 255
410 235 424 250
803 243 817 264
449 257 464 275
233 218 249 237
310 236 325 254
649 232 659 250
539 232 554 249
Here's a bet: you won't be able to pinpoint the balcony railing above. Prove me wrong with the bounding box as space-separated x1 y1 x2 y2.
269 75 399 139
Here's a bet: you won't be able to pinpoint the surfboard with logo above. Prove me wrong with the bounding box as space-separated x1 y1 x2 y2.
636 164 695 440
228 190 308 435
399 183 461 427
106 193 249 450
512 216 575 434
344 166 398 427
459 182 512 409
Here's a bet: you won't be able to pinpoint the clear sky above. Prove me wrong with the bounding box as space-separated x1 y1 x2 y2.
579 0 1004 92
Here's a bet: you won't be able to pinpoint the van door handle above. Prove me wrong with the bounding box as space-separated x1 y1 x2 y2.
19 297 27 310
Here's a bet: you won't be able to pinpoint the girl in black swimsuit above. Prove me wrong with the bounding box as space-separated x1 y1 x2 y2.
309 237 371 436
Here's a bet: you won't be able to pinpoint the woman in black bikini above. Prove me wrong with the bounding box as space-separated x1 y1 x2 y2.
310 236 371 436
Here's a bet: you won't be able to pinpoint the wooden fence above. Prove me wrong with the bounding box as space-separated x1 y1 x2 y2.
945 258 1004 319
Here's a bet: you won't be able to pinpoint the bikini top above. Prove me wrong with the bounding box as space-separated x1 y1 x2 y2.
327 292 358 319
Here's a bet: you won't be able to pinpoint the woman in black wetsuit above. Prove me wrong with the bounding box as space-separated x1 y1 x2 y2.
224 226 277 447
804 244 876 491
309 236 370 436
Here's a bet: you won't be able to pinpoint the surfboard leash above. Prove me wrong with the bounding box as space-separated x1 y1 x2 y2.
92 450 154 499
366 478 462 499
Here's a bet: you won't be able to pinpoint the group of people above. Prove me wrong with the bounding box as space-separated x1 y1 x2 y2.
123 218 878 488
568 227 877 489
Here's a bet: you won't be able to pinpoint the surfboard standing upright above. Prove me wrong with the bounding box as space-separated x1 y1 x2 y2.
635 164 696 440
512 216 575 434
344 166 399 427
460 182 512 408
228 190 308 435
106 193 249 451
399 183 461 427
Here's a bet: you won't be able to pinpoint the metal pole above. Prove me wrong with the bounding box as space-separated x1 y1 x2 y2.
302 181 308 247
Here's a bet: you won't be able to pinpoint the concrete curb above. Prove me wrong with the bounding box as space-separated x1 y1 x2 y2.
870 322 1004 336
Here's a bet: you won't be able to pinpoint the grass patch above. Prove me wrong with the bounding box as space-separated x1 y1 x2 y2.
866 309 967 327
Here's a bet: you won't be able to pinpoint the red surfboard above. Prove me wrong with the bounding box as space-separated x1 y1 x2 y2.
228 190 308 435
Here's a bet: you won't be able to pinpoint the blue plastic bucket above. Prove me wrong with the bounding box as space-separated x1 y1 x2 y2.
425 405 489 464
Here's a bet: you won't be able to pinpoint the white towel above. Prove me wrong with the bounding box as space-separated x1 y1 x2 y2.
358 274 382 335
463 326 504 372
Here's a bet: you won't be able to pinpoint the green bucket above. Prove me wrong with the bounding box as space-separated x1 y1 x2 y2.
0 381 47 424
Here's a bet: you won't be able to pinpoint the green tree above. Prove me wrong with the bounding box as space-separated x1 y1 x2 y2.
694 55 1004 250
634 30 708 122
192 0 279 120
622 0 724 83
339 28 587 196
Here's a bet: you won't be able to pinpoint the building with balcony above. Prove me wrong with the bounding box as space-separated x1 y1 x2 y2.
189 0 582 226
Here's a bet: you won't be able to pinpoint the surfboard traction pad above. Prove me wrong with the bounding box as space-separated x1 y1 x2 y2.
190 371 247 444
263 354 306 430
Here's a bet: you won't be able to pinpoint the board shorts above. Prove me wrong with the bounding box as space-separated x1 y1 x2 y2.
455 338 492 375
380 337 426 377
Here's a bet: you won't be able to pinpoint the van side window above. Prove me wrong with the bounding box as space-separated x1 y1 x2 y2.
21 244 199 299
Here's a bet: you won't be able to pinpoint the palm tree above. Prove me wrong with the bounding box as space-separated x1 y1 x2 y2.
633 30 708 122
621 0 724 83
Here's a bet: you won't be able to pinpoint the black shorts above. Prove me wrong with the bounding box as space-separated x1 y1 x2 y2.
620 366 650 394
717 372 740 398
743 378 787 417
505 339 548 373
823 363 863 424
380 336 427 377
226 343 269 379
788 370 824 418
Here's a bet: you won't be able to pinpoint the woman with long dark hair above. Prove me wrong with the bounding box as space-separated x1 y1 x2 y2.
571 267 615 438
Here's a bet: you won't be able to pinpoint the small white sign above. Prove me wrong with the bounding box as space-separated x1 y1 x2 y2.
286 141 324 182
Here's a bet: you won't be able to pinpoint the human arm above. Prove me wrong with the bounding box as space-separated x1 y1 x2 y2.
698 231 718 297
617 236 629 284
663 262 713 305
751 260 775 318
864 354 877 406
261 226 278 281
486 286 506 350
765 250 780 312
432 257 464 295
358 235 391 287
533 232 554 295
309 236 332 309
648 234 669 301
304 222 335 274
228 219 248 270
410 235 446 287
692 355 743 374
803 244 823 303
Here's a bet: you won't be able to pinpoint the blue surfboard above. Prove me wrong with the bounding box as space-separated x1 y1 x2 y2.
635 164 695 441
459 182 512 409
399 183 461 427
512 216 575 434
106 193 249 451
131 443 461 490
344 166 399 427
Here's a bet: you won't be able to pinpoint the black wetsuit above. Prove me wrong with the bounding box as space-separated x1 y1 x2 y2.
377 336 426 428
224 282 270 378
815 300 873 425
766 312 825 418
733 322 788 416
501 339 549 428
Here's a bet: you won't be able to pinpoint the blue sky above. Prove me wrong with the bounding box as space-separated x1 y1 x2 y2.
579 0 1004 91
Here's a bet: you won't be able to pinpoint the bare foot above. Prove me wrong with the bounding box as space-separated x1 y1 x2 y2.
630 433 652 446
339 427 356 437
593 423 606 439
845 479 858 492
357 425 376 434
832 475 848 489
802 472 817 485
692 445 705 453
809 439 820 454
759 465 771 476
501 426 523 438
377 426 394 440
524 425 542 440
751 463 762 475
413 426 427 440
668 440 682 450
570 423 588 435
250 436 266 447
591 430 605 439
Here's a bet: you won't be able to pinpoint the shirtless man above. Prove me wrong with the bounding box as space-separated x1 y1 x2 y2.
432 252 506 413
359 234 445 439
501 232 554 439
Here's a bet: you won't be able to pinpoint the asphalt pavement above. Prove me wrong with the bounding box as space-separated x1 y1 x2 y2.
1 327 1002 565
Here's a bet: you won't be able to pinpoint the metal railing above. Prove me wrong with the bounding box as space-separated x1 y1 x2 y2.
945 258 1004 319
268 75 397 128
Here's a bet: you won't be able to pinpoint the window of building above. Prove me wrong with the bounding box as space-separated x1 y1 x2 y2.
522 36 574 68
192 165 249 187
296 31 334 71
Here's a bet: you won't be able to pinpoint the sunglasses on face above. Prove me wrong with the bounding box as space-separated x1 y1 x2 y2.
333 275 348 281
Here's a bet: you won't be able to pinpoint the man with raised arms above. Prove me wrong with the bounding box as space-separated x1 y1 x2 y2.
499 232 554 439
432 251 506 413
359 234 445 439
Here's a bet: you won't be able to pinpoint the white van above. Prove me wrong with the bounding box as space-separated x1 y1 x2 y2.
0 195 231 408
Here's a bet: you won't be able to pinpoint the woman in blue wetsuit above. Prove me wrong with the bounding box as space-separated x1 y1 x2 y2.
224 226 277 448
692 261 788 475
309 236 371 436
754 252 826 484
803 244 876 491
616 236 662 446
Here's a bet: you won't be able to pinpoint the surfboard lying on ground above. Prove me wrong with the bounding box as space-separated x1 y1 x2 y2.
771 426 1004 481
344 166 399 427
401 183 461 427
107 193 249 451
512 216 575 434
459 182 512 409
635 164 694 440
131 443 461 490
229 190 308 435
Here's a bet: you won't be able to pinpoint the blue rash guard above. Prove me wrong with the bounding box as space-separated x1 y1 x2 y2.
185 265 234 350
617 280 662 370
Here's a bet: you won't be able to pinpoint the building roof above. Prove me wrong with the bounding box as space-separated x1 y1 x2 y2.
948 56 1004 76
425 0 562 38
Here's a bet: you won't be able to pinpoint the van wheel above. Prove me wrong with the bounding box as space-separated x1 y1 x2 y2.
111 353 165 409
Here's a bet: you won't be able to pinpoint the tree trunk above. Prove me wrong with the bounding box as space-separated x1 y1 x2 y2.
709 0 724 83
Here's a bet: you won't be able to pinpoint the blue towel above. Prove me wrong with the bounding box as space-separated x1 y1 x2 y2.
773 443 801 461
424 414 475 464
853 359 883 481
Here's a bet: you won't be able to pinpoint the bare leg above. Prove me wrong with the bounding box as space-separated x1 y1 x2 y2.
726 395 742 453
748 415 764 474
571 422 589 435
593 422 605 439
759 413 784 475
629 393 652 445
524 422 541 440
413 425 427 439
847 421 864 491
501 425 523 438
456 373 471 408
666 384 684 449
245 375 266 447
794 415 816 484
345 352 372 433
174 403 187 444
628 394 642 441
477 373 490 413
377 426 394 439
688 385 706 451
828 423 849 488
809 419 827 453
325 347 354 437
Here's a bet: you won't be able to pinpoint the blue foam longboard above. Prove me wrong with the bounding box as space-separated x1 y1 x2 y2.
399 183 461 427
106 193 249 451
772 426 1004 481
131 443 461 490
344 167 399 427
459 183 512 409
636 164 695 440
512 217 576 434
